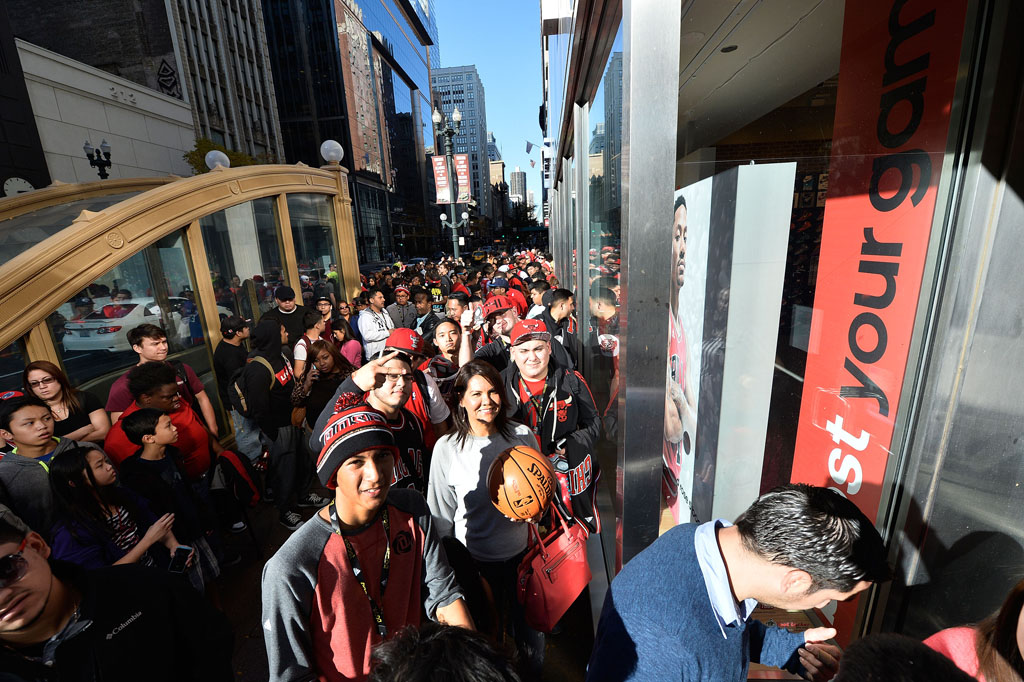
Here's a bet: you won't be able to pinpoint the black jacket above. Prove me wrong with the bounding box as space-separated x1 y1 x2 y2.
0 562 232 682
501 354 601 532
260 304 308 351
244 319 295 439
539 308 578 368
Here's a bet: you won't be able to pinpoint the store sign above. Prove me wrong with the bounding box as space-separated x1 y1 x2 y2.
789 0 968 632
431 156 451 204
454 154 471 203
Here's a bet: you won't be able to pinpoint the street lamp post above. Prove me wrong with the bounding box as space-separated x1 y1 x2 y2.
83 139 112 179
432 105 466 259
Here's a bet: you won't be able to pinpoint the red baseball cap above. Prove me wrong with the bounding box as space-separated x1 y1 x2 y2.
481 295 513 319
383 328 426 358
510 319 551 347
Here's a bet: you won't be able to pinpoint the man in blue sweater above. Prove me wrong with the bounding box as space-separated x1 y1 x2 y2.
587 484 890 681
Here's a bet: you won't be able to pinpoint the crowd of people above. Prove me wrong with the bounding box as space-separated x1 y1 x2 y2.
0 249 1021 681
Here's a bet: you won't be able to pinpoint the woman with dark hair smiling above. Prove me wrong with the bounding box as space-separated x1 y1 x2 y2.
426 359 544 677
23 360 110 444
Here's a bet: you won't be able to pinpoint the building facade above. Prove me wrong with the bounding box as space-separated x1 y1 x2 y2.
431 65 491 223
486 130 501 161
17 40 195 183
509 165 526 204
263 0 440 261
543 0 1024 653
7 0 284 162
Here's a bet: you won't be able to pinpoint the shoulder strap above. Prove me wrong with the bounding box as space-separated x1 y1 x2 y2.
248 356 276 389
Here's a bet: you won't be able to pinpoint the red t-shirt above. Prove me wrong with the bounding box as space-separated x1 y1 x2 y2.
104 401 211 479
105 362 205 414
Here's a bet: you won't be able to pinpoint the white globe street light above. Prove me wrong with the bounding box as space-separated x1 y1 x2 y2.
205 150 230 170
461 211 469 221
452 106 462 123
432 108 442 125
319 139 344 164
439 213 448 221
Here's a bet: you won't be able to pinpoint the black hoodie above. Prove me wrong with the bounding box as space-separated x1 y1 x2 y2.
244 319 295 439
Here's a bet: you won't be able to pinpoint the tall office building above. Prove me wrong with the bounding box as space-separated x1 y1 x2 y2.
487 131 501 161
7 0 285 161
431 65 490 222
510 166 527 205
263 0 440 260
526 189 535 211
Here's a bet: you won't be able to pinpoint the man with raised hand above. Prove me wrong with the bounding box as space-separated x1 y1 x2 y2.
587 484 891 682
264 402 472 681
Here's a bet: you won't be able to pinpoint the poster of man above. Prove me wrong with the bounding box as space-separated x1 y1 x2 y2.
663 177 711 523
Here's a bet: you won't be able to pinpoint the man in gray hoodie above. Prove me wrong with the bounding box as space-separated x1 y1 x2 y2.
0 396 103 536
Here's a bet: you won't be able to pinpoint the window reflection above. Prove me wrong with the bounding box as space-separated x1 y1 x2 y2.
0 340 27 393
200 197 285 318
287 193 340 306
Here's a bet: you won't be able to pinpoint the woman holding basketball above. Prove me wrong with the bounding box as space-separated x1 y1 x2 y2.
426 359 545 677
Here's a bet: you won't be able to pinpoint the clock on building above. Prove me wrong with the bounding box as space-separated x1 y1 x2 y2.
3 177 34 197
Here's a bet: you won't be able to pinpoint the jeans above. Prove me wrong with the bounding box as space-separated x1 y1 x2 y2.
475 550 545 678
265 426 314 514
230 409 263 463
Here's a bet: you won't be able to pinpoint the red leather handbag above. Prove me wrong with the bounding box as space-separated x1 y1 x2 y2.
516 506 592 633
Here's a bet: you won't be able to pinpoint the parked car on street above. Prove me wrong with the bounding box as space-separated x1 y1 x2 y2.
62 297 230 352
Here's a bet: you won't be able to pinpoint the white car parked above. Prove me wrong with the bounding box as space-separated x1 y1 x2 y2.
62 297 229 352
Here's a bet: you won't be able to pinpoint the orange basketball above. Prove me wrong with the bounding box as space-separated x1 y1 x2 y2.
487 446 556 520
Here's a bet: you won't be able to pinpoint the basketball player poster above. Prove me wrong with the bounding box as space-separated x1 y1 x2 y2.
663 176 712 524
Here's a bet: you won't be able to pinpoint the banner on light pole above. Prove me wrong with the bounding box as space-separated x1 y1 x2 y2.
454 154 471 204
431 156 451 204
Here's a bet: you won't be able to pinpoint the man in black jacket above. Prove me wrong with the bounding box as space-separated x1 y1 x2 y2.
0 515 233 681
243 319 326 530
502 319 601 533
260 286 308 351
537 288 578 368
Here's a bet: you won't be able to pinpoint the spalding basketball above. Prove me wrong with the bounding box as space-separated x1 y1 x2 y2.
487 446 556 520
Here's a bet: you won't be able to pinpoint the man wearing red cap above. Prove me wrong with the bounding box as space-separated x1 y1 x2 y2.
263 403 472 682
458 295 520 373
502 319 602 533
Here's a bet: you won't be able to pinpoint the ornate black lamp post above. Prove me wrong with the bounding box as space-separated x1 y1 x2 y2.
83 140 112 179
432 105 466 259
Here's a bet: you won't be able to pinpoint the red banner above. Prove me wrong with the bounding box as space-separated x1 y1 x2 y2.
454 153 471 204
789 0 968 635
431 155 451 204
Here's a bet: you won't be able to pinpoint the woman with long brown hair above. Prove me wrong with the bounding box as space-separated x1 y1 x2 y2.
23 360 110 444
290 339 355 429
426 359 544 678
926 577 1024 681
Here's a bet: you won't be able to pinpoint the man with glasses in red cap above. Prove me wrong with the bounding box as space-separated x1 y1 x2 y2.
503 319 602 533
0 509 233 680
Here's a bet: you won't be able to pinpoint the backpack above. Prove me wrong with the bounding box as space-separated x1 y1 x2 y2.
167 360 200 414
228 356 275 418
216 450 261 507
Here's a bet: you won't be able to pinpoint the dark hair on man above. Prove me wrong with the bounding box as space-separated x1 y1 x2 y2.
734 484 891 592
446 292 470 306
412 290 430 304
368 622 521 682
0 515 28 546
121 407 164 446
368 287 385 299
526 261 542 271
674 194 687 213
354 293 370 306
549 288 573 306
302 309 323 331
0 395 50 432
834 633 976 682
126 323 166 348
451 360 513 449
127 361 178 400
528 280 551 294
590 286 617 306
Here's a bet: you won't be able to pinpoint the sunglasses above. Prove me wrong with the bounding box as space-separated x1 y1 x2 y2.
0 537 29 589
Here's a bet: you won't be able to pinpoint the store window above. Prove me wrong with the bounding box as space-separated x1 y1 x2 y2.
0 340 27 393
200 196 285 320
287 193 340 306
53 231 221 427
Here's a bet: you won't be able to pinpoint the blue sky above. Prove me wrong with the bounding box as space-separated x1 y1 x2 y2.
434 0 544 215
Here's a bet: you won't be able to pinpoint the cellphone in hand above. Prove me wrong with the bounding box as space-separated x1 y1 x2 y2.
168 545 192 573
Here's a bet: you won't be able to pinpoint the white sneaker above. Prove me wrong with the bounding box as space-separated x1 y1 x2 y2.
279 511 303 530
298 492 330 508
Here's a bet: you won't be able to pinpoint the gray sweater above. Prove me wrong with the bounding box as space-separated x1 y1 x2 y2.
0 438 102 536
426 423 537 562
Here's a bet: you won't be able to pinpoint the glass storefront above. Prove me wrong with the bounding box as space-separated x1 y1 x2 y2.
287 192 340 305
544 0 1022 645
52 231 220 427
200 196 285 319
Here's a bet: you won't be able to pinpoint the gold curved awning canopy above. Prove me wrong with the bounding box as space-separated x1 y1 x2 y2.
0 164 354 350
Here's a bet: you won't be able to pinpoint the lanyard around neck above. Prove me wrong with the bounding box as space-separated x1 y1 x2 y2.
328 503 391 638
